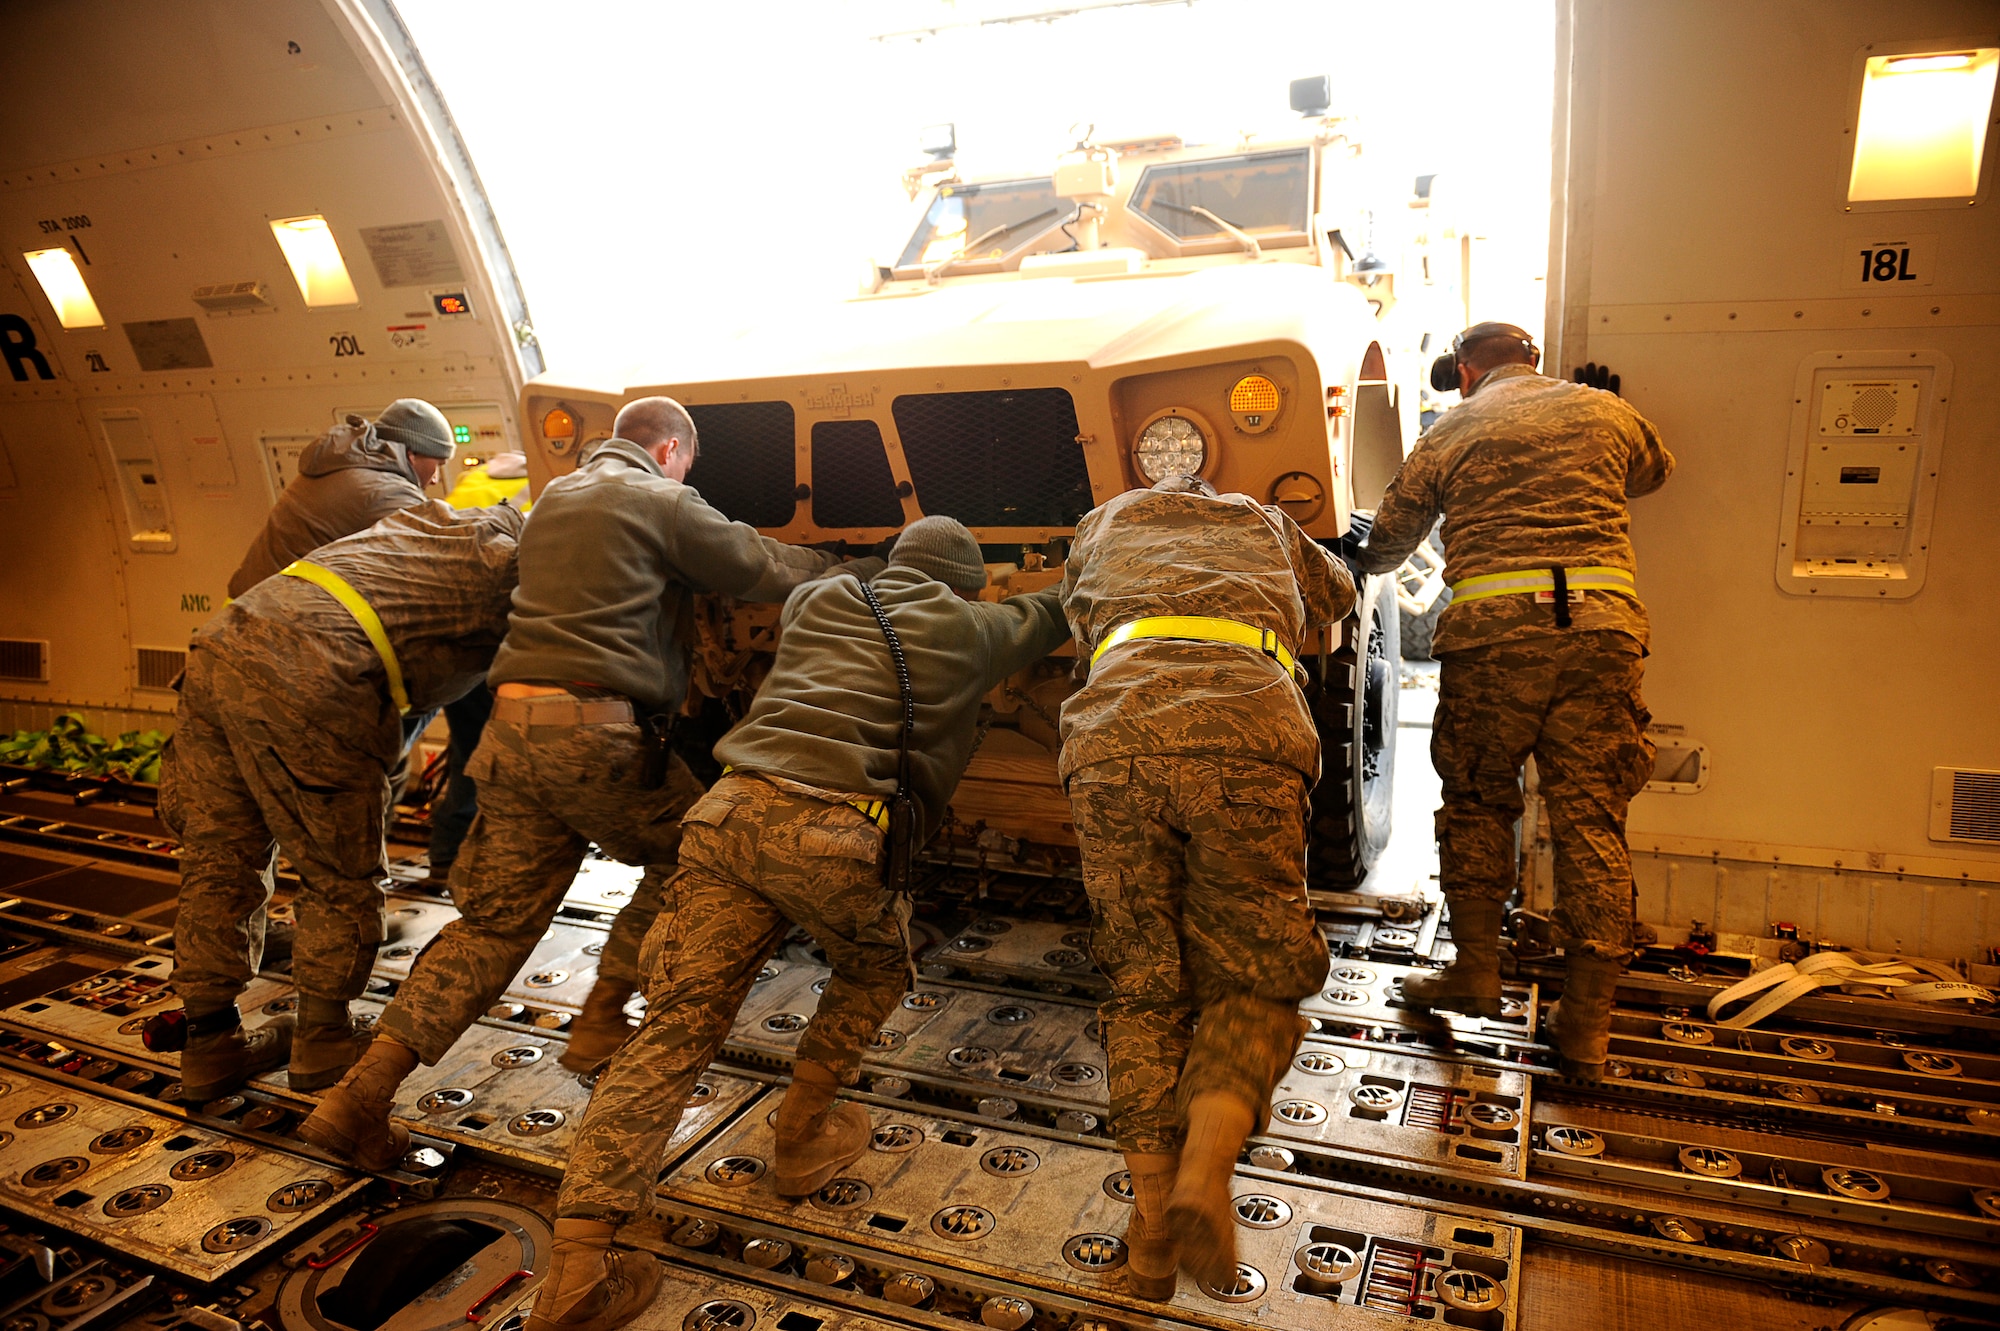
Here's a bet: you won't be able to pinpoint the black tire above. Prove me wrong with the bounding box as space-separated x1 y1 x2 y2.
1400 585 1452 661
1307 571 1399 888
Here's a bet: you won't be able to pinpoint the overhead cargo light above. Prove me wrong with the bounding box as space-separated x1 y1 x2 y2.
23 248 104 329
269 215 360 307
1847 47 1998 202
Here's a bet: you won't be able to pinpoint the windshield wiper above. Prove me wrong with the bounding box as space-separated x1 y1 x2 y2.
1153 201 1264 259
927 207 1062 282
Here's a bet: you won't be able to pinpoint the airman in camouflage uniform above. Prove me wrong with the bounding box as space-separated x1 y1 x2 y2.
300 397 844 1178
532 517 1066 1331
1059 475 1354 1295
162 500 524 1102
1354 323 1674 1080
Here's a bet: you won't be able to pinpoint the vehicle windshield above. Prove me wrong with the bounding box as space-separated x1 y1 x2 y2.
896 177 1064 269
1131 148 1312 240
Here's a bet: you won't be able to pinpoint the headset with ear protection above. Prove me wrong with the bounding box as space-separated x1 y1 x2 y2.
1429 322 1539 393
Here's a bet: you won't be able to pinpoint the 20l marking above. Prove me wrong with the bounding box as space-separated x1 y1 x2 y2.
1857 247 1916 283
329 333 365 357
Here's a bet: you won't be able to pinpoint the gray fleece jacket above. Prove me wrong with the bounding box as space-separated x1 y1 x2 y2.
489 437 836 712
716 566 1070 842
228 417 429 597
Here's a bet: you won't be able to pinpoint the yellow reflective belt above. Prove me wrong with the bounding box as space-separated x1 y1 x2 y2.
720 766 890 831
1449 566 1636 604
1090 615 1299 676
280 560 411 716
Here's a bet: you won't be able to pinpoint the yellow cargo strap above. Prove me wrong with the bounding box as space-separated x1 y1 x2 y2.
721 766 890 831
1448 566 1636 603
1090 615 1300 676
280 560 411 716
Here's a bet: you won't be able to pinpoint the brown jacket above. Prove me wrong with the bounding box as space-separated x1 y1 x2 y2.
228 417 431 597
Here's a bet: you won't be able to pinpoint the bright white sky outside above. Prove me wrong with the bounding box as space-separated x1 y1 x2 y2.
395 0 1557 379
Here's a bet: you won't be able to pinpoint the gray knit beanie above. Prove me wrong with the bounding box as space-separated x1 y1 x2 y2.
373 398 456 459
888 516 987 593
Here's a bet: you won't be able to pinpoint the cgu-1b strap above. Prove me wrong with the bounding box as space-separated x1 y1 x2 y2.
1549 565 1571 629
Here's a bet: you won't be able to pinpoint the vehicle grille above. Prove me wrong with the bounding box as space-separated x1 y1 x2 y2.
684 402 797 528
811 420 905 528
892 389 1091 528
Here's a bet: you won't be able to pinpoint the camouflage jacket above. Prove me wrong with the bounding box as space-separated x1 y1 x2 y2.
717 566 1070 843
1356 364 1674 654
227 417 431 598
196 501 525 762
1057 486 1356 782
489 438 835 714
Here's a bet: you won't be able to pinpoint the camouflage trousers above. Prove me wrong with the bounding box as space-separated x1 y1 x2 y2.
599 865 670 989
160 653 391 1014
376 710 704 1063
1067 754 1329 1155
1433 631 1655 961
559 772 908 1222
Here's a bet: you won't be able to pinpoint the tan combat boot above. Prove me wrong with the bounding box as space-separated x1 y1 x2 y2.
1121 1152 1179 1300
1400 898 1506 1019
290 996 374 1093
297 1035 419 1170
1546 953 1624 1081
524 1219 660 1331
1167 1092 1255 1290
180 1008 293 1103
559 979 636 1074
771 1059 871 1197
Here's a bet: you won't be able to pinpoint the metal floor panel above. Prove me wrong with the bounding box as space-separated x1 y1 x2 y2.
379 1004 763 1174
2 868 180 924
918 918 1103 995
0 1069 364 1281
665 1087 1522 1327
1513 1243 1864 1331
1302 959 1539 1046
1269 1043 1531 1178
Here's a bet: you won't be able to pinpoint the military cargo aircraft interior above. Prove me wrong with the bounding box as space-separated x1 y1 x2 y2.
0 3 1996 1331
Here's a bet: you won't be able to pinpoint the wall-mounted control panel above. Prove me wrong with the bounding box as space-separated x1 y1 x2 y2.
1774 351 1952 598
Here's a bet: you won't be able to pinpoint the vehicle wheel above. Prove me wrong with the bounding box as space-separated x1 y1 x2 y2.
1399 518 1448 661
1307 571 1399 887
1400 585 1452 661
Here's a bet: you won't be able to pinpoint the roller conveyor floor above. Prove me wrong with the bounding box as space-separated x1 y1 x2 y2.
0 713 1993 1331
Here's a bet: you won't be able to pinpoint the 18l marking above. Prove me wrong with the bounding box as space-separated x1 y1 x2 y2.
1857 247 1917 283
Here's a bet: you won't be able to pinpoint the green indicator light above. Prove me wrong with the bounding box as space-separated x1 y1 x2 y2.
453 424 472 444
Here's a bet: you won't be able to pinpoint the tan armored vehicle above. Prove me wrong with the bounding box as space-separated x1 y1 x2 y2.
524 97 1432 888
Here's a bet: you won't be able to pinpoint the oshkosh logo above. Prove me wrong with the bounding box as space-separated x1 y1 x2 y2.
804 383 874 417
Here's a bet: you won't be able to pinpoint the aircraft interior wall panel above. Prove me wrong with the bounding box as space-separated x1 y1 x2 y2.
0 398 132 708
0 3 385 172
0 114 519 716
1561 0 2000 880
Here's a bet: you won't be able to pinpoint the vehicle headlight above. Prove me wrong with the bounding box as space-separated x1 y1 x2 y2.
1133 412 1208 482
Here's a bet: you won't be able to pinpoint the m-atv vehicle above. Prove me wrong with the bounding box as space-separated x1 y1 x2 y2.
522 116 1428 890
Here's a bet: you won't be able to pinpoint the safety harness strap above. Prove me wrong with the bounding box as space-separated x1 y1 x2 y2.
1090 615 1300 676
280 560 412 716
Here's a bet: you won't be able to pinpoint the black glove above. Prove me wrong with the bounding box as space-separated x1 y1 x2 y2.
1330 513 1372 573
1572 362 1621 395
